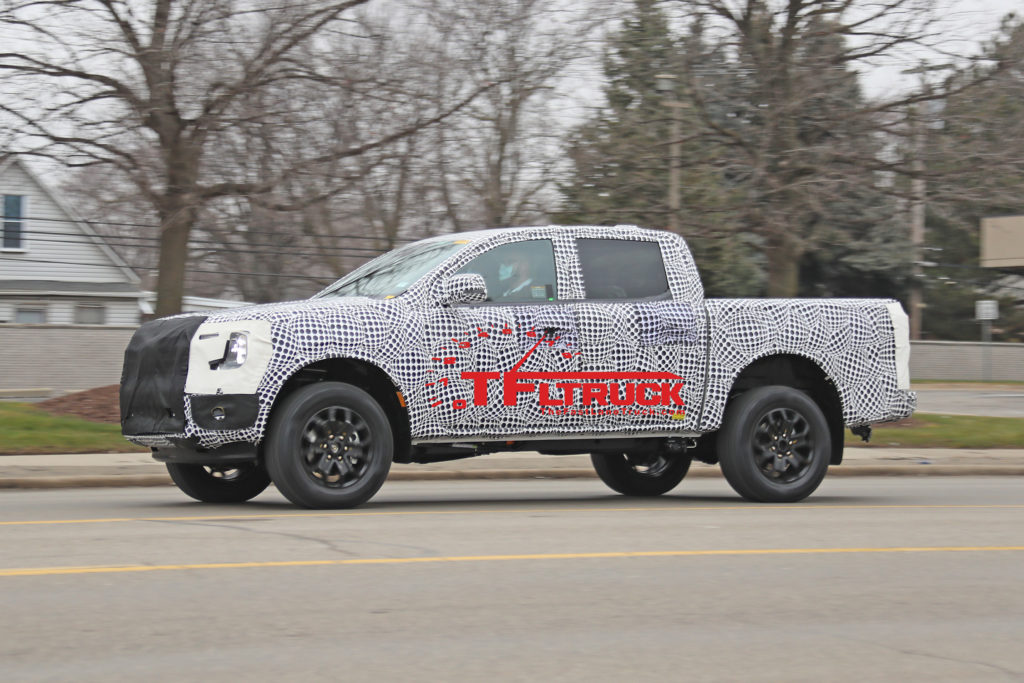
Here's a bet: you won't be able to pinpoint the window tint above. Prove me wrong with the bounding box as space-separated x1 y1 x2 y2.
3 195 23 249
577 238 669 300
457 239 558 303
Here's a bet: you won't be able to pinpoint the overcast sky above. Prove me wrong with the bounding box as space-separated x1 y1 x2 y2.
861 0 1023 97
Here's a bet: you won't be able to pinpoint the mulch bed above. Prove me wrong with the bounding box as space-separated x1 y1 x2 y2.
37 385 121 424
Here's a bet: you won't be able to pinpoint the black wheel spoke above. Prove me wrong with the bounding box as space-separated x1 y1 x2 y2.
750 405 818 484
297 405 378 490
316 456 334 477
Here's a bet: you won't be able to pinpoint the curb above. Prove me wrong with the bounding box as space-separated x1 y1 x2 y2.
0 475 173 490
2 465 1023 490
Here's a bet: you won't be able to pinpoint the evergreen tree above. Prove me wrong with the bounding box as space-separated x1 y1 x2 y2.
559 0 681 229
559 0 911 299
558 0 763 296
922 16 1024 340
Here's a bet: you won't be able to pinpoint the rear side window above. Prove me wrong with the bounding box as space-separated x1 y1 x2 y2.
577 238 669 299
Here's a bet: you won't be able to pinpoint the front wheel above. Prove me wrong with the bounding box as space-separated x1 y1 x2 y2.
265 382 393 509
166 462 271 503
590 450 692 496
717 385 831 503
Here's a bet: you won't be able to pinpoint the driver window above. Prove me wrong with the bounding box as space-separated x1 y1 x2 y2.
456 239 558 303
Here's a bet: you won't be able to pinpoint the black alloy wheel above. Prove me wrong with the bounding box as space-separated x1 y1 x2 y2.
265 382 393 509
751 407 814 483
166 462 271 503
299 405 375 488
591 449 692 496
717 385 831 503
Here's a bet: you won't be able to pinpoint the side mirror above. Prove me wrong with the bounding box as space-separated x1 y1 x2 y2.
436 273 488 305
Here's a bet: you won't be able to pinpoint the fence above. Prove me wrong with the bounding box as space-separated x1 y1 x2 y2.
909 340 1024 382
0 325 136 396
2 326 1023 397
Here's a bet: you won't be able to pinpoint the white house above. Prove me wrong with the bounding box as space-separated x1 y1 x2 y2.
0 154 145 325
0 154 248 325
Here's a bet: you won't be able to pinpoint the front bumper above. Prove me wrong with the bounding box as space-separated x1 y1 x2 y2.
188 393 260 430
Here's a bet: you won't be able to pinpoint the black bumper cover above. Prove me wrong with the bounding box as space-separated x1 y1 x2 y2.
121 315 207 435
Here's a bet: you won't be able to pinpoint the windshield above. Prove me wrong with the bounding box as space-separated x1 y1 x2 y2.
314 239 468 299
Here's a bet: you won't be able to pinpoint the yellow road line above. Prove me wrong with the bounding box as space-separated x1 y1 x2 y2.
3 546 1024 577
1 503 1023 527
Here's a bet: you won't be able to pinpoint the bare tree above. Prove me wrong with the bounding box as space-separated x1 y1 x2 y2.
0 0 490 315
419 0 604 230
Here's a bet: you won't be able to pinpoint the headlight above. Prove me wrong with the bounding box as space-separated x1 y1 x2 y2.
210 332 248 369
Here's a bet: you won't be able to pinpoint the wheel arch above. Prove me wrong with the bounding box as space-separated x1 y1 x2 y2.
268 357 412 463
727 353 845 465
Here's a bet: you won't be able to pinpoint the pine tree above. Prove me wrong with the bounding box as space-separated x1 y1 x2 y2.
560 0 914 299
558 0 763 296
559 0 680 229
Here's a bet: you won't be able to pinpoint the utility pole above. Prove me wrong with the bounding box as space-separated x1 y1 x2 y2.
655 74 683 233
910 105 925 340
901 65 945 339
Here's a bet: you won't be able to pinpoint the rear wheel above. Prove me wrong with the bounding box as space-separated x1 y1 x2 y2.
265 382 393 509
590 449 691 496
166 462 271 503
717 385 831 503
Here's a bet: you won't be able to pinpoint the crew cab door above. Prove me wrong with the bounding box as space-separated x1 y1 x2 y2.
567 235 706 433
418 236 581 438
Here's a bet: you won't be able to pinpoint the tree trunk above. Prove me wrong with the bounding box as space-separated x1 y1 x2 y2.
765 232 801 298
155 201 197 317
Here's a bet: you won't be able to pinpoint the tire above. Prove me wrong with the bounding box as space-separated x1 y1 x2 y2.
166 462 271 503
717 385 831 503
265 382 393 509
590 449 692 496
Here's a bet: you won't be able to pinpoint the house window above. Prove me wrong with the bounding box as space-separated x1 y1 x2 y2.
14 307 46 324
74 303 106 325
3 195 24 249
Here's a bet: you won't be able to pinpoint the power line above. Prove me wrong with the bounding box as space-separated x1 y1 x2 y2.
6 214 420 243
0 255 342 283
12 231 392 258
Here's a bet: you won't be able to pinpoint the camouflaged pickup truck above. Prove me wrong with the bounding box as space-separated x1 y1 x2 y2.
121 225 915 508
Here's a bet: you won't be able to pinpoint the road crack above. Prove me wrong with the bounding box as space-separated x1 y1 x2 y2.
141 518 435 557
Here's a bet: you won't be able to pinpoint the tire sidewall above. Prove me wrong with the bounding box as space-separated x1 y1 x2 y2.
590 451 692 496
717 386 831 503
266 382 393 509
165 462 271 503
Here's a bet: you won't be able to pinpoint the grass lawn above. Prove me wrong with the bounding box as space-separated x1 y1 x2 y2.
0 402 146 455
1 402 1022 454
844 413 1024 449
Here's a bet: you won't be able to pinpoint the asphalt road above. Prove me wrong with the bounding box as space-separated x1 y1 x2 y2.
2 477 1023 682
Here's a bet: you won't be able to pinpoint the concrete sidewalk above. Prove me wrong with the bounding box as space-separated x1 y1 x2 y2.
1 447 1023 489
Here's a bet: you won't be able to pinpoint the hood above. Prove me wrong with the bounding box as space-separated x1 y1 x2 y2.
200 295 392 325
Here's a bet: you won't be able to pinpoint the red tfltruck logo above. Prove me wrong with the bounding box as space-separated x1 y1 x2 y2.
458 333 685 414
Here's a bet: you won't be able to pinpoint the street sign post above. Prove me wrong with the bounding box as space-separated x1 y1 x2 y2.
975 300 999 381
